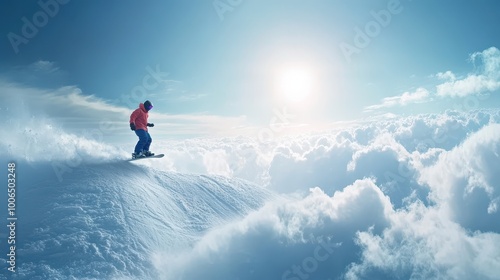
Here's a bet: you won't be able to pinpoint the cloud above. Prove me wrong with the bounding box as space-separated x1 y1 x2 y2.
436 74 500 98
347 202 500 280
364 87 430 112
4 60 67 88
149 110 499 206
144 78 209 103
0 81 134 145
365 47 500 112
158 112 250 139
153 178 394 280
418 123 500 233
141 78 195 102
29 60 60 73
176 93 209 102
150 113 500 279
436 47 500 97
0 80 252 145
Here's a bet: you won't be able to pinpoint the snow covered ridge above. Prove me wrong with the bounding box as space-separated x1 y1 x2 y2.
0 160 273 279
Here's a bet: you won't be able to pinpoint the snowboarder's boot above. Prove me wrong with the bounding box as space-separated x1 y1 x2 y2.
144 151 155 157
132 151 146 159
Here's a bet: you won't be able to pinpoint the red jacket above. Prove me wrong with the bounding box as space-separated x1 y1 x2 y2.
130 103 149 131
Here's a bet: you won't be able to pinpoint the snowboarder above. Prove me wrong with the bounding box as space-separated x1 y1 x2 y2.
130 100 155 159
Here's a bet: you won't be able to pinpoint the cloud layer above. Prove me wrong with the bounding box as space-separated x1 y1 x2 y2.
364 87 430 112
366 47 500 112
437 47 500 97
145 109 500 280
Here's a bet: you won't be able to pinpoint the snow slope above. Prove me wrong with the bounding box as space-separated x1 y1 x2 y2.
0 160 273 279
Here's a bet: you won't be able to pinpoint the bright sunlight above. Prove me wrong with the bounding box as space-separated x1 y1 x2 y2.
276 67 315 103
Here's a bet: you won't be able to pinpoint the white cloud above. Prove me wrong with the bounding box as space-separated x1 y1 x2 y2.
366 47 500 112
418 123 500 232
142 109 500 279
364 87 430 112
436 74 500 97
152 112 250 138
176 93 209 102
436 70 456 81
147 110 500 204
30 60 60 73
154 143 500 279
347 202 500 280
0 80 252 146
472 47 500 78
140 78 207 103
436 47 500 97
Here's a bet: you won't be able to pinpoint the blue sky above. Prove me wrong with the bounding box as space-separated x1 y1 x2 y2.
1 0 500 140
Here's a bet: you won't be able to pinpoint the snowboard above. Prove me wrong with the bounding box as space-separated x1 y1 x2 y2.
128 154 165 161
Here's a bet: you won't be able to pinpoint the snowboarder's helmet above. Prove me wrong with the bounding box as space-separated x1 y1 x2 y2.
144 100 153 111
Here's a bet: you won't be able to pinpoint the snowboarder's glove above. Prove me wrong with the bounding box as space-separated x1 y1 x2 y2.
147 123 154 127
130 123 136 131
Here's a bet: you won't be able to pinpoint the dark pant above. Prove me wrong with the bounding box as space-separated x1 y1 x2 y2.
134 129 152 154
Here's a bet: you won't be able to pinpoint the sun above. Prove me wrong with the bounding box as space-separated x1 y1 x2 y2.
276 67 314 103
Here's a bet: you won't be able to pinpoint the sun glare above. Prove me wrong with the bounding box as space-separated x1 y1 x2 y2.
277 67 314 103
